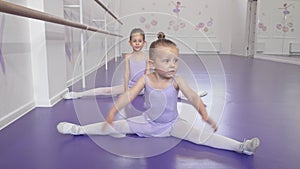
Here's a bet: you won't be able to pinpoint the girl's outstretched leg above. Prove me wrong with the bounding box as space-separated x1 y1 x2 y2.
170 118 260 155
64 85 124 99
57 119 132 138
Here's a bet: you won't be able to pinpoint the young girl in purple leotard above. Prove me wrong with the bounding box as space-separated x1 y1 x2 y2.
57 32 260 155
63 28 150 99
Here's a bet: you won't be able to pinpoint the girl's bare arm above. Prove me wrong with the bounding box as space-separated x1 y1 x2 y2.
175 76 217 131
106 76 145 124
124 54 130 92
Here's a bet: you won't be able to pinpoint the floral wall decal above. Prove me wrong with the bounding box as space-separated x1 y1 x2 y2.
275 3 295 33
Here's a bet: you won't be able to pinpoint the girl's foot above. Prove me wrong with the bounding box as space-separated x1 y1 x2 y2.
199 90 208 97
57 122 82 135
239 137 261 155
63 92 80 100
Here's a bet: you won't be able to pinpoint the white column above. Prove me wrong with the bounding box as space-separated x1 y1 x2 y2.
28 0 50 106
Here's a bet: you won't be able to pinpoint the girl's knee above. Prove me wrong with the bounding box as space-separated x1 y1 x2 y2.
103 88 112 93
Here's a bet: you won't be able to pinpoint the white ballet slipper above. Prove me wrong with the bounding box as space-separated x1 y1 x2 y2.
199 90 208 97
63 92 80 100
57 122 82 135
239 137 261 155
110 133 127 138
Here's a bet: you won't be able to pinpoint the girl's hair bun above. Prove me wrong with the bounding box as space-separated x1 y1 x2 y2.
157 32 165 40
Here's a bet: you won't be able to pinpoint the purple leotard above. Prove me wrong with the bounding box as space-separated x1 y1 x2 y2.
127 75 179 137
128 55 147 88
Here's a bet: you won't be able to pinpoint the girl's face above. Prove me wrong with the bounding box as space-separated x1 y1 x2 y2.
129 33 145 52
151 46 179 78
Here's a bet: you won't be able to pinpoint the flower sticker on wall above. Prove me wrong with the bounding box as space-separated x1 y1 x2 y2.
138 4 159 31
139 15 159 31
0 15 6 75
257 12 268 34
193 3 215 35
168 19 185 32
195 17 214 33
151 19 158 26
258 22 267 32
139 16 146 23
276 3 295 33
195 22 204 31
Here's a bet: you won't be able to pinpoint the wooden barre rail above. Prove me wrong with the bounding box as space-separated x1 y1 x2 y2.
0 1 123 37
94 0 123 25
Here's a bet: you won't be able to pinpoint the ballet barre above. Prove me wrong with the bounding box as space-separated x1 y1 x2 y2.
0 1 122 37
94 0 123 25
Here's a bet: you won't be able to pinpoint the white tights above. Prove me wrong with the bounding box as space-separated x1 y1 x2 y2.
75 85 124 97
75 117 241 152
170 118 241 151
70 85 197 98
79 119 132 136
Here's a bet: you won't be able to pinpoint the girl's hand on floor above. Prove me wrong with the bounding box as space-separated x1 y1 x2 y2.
206 117 218 132
105 112 115 125
211 122 218 132
102 113 115 132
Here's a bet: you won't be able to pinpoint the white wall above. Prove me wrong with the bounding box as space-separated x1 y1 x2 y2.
28 0 50 106
119 0 247 55
231 0 249 56
44 0 68 105
256 0 300 55
0 0 35 129
0 0 121 129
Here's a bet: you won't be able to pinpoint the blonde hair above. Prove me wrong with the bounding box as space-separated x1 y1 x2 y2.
129 28 145 41
149 32 177 59
157 32 165 39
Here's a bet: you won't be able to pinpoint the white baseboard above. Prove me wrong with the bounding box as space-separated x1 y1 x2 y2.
0 88 70 130
0 58 118 130
35 88 69 107
0 101 35 131
254 54 300 65
49 88 69 107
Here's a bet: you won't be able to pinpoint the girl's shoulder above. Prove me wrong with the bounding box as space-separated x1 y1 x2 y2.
173 75 184 83
144 73 156 84
129 51 148 62
135 74 147 86
124 52 141 58
173 75 185 89
144 73 152 80
124 53 132 60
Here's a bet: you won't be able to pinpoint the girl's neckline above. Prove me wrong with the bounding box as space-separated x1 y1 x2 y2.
130 52 146 62
145 75 174 91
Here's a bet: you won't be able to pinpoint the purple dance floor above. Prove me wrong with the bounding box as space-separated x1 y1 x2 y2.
0 54 300 169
